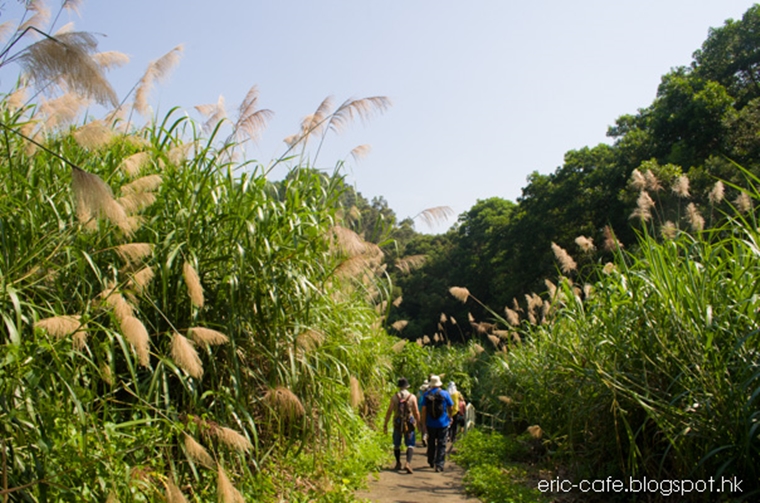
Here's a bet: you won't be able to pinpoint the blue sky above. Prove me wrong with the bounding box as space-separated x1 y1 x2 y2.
2 1 758 233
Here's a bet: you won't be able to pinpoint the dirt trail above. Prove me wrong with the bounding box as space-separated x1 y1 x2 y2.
354 447 480 503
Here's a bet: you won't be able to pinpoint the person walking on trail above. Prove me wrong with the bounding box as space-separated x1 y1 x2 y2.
417 379 429 447
383 377 421 474
447 382 465 447
420 375 454 472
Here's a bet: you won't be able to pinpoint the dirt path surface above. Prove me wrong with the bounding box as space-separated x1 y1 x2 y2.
354 447 480 503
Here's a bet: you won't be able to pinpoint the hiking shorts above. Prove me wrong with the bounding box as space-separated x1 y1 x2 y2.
392 427 416 449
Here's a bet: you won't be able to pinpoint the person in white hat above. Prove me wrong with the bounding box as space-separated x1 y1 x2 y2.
420 374 454 472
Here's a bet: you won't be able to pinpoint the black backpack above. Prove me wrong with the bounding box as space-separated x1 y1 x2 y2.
428 389 445 419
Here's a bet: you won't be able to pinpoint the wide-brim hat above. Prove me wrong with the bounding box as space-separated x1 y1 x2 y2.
419 380 429 391
429 375 442 388
397 377 410 389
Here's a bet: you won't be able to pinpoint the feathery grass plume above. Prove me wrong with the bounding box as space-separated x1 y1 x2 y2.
672 174 691 198
391 339 407 353
416 338 422 347
415 206 455 230
105 492 119 503
164 478 188 503
215 426 252 452
392 295 403 307
100 362 113 386
686 202 705 232
195 94 227 133
433 333 440 342
504 307 520 326
602 262 616 275
264 386 305 419
35 315 81 338
487 334 500 348
512 332 521 343
92 50 130 69
73 120 113 149
18 1 51 34
327 96 391 134
217 466 245 503
450 315 457 325
493 329 510 339
708 180 725 205
574 235 596 253
602 225 623 251
630 190 655 222
551 242 577 273
40 92 89 128
394 254 427 274
512 298 523 313
330 226 366 256
54 22 75 36
583 283 593 299
101 287 134 320
0 20 15 44
449 286 470 303
119 191 156 214
168 141 194 165
661 220 678 240
171 332 203 379
439 313 447 324
422 335 430 345
349 376 363 408
120 315 150 366
544 279 557 300
287 95 334 146
527 425 543 439
349 144 372 162
182 262 204 308
644 169 662 192
117 152 151 177
7 86 28 112
391 320 408 332
498 396 513 405
527 310 537 325
134 45 184 117
19 31 118 106
184 434 214 467
295 329 324 352
187 326 228 346
114 242 153 265
71 167 131 232
734 192 752 213
472 344 485 355
121 174 163 195
630 168 646 190
233 85 272 142
63 0 84 14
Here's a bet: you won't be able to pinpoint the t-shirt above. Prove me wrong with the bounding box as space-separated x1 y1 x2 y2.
422 387 454 429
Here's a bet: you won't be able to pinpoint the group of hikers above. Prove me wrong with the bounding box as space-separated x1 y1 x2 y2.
382 374 467 474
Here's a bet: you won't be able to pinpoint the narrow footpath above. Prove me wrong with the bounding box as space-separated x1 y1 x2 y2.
354 447 480 503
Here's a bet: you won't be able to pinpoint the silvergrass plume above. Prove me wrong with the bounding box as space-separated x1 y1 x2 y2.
264 386 305 419
672 175 691 198
708 181 725 205
574 235 596 253
188 327 229 346
551 242 577 273
120 315 150 366
449 286 470 303
630 190 655 222
686 202 705 231
134 45 184 117
734 192 752 213
164 479 188 503
217 465 245 503
395 254 426 274
234 85 272 143
195 94 227 133
661 220 678 240
184 434 214 467
182 262 204 308
171 332 203 379
117 152 150 177
391 320 408 332
73 120 113 149
18 31 118 106
215 426 252 452
349 376 363 408
392 295 403 307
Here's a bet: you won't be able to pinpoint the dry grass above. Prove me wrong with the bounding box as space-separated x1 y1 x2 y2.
184 434 214 467
504 306 520 326
391 320 408 332
449 286 470 303
295 329 324 353
119 315 150 366
73 120 113 149
550 242 577 274
71 167 132 234
114 243 153 264
391 339 407 353
35 315 87 348
188 327 229 346
217 465 245 503
215 426 252 452
164 478 188 503
19 31 117 106
171 332 203 379
349 376 363 409
117 152 151 177
134 45 184 117
182 262 204 308
264 386 305 419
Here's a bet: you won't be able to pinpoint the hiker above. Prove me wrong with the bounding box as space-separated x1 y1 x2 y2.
417 379 429 446
447 382 465 445
383 377 421 473
420 374 454 472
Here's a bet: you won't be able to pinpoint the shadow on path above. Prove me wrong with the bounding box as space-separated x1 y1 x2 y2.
354 446 480 503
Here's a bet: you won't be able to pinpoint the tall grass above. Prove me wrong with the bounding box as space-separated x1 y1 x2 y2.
481 174 760 498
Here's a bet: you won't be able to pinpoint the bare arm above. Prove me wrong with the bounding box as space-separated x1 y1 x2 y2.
383 395 395 434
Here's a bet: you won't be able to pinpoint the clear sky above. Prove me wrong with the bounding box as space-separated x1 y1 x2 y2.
2 1 758 233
